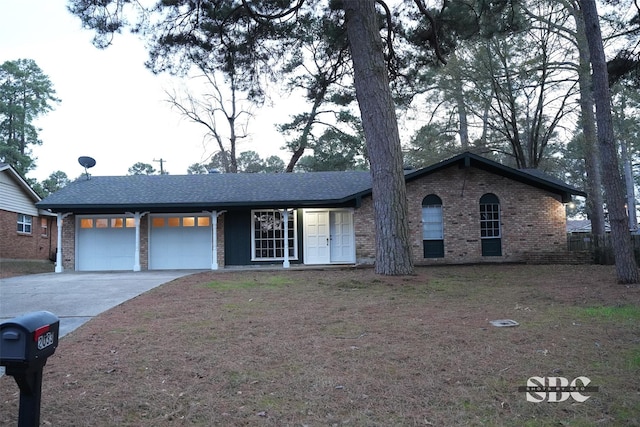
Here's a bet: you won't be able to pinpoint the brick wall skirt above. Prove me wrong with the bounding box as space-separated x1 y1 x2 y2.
523 250 593 265
0 209 57 261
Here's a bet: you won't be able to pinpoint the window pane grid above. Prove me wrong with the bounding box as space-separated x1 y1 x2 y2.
252 210 297 260
152 216 210 228
81 216 139 229
17 214 32 233
422 205 443 240
480 204 501 238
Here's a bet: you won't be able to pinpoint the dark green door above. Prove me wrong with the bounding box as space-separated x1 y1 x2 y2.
224 210 252 265
480 194 502 257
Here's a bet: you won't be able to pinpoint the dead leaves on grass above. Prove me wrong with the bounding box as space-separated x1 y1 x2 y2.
1 265 639 425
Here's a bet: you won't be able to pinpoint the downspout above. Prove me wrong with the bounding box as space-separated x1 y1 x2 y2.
48 216 54 261
55 212 72 273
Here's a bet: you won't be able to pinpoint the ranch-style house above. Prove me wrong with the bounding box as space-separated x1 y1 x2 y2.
36 152 585 272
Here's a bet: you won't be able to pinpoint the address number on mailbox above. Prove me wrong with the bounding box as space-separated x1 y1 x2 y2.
37 332 55 350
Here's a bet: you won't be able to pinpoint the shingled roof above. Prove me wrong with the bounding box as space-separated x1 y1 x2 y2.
36 152 585 213
36 171 374 213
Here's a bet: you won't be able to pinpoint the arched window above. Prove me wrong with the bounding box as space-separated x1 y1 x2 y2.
479 193 502 256
422 195 444 258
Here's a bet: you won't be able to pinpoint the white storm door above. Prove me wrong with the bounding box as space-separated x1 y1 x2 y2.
330 210 355 263
304 211 330 264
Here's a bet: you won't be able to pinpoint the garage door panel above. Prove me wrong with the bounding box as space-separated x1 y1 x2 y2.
77 217 135 271
149 215 212 270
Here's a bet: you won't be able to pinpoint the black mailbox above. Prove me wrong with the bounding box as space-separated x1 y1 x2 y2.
1 310 59 367
1 311 59 427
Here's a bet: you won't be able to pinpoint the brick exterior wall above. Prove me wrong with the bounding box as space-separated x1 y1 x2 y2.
353 199 377 265
140 215 149 270
0 209 57 261
354 166 568 265
61 214 76 270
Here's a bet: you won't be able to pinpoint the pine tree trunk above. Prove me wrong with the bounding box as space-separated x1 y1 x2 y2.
450 53 469 149
580 0 639 283
572 4 606 236
343 0 414 275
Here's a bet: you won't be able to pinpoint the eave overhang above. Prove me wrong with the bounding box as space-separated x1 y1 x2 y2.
36 196 363 215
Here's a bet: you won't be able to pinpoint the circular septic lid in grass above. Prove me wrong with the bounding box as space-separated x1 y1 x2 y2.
490 319 519 327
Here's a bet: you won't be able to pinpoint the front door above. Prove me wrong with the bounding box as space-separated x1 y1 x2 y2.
304 210 355 265
304 211 330 264
330 211 355 263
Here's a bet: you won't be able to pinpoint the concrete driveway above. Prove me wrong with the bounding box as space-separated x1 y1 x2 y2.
0 271 196 337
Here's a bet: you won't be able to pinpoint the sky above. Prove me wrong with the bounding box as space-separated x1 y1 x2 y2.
0 0 297 181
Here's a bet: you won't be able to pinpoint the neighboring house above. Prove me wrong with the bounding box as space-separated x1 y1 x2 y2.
0 163 57 261
567 219 596 234
36 152 585 272
566 219 640 234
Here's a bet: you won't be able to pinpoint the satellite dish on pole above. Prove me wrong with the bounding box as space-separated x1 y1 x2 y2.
78 156 96 180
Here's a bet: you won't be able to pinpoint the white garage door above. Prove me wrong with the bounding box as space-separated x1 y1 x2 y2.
77 216 136 271
149 214 212 270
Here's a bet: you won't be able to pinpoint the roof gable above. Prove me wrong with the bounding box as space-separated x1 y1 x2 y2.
1 163 42 202
404 152 585 203
0 163 48 216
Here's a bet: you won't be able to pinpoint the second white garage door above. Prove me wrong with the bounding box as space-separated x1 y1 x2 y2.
149 214 213 270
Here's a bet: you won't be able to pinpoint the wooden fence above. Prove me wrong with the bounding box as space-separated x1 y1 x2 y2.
567 233 640 264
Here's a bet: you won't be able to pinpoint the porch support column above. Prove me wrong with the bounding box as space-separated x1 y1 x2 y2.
211 211 218 270
282 209 290 269
209 210 225 270
133 212 149 272
54 212 71 273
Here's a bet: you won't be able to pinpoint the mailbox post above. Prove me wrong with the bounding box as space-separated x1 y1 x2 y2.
1 311 59 427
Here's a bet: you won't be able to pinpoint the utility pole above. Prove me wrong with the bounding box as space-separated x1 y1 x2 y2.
153 158 167 175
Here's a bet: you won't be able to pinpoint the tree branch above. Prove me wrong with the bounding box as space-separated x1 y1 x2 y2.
241 0 305 21
412 0 447 65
